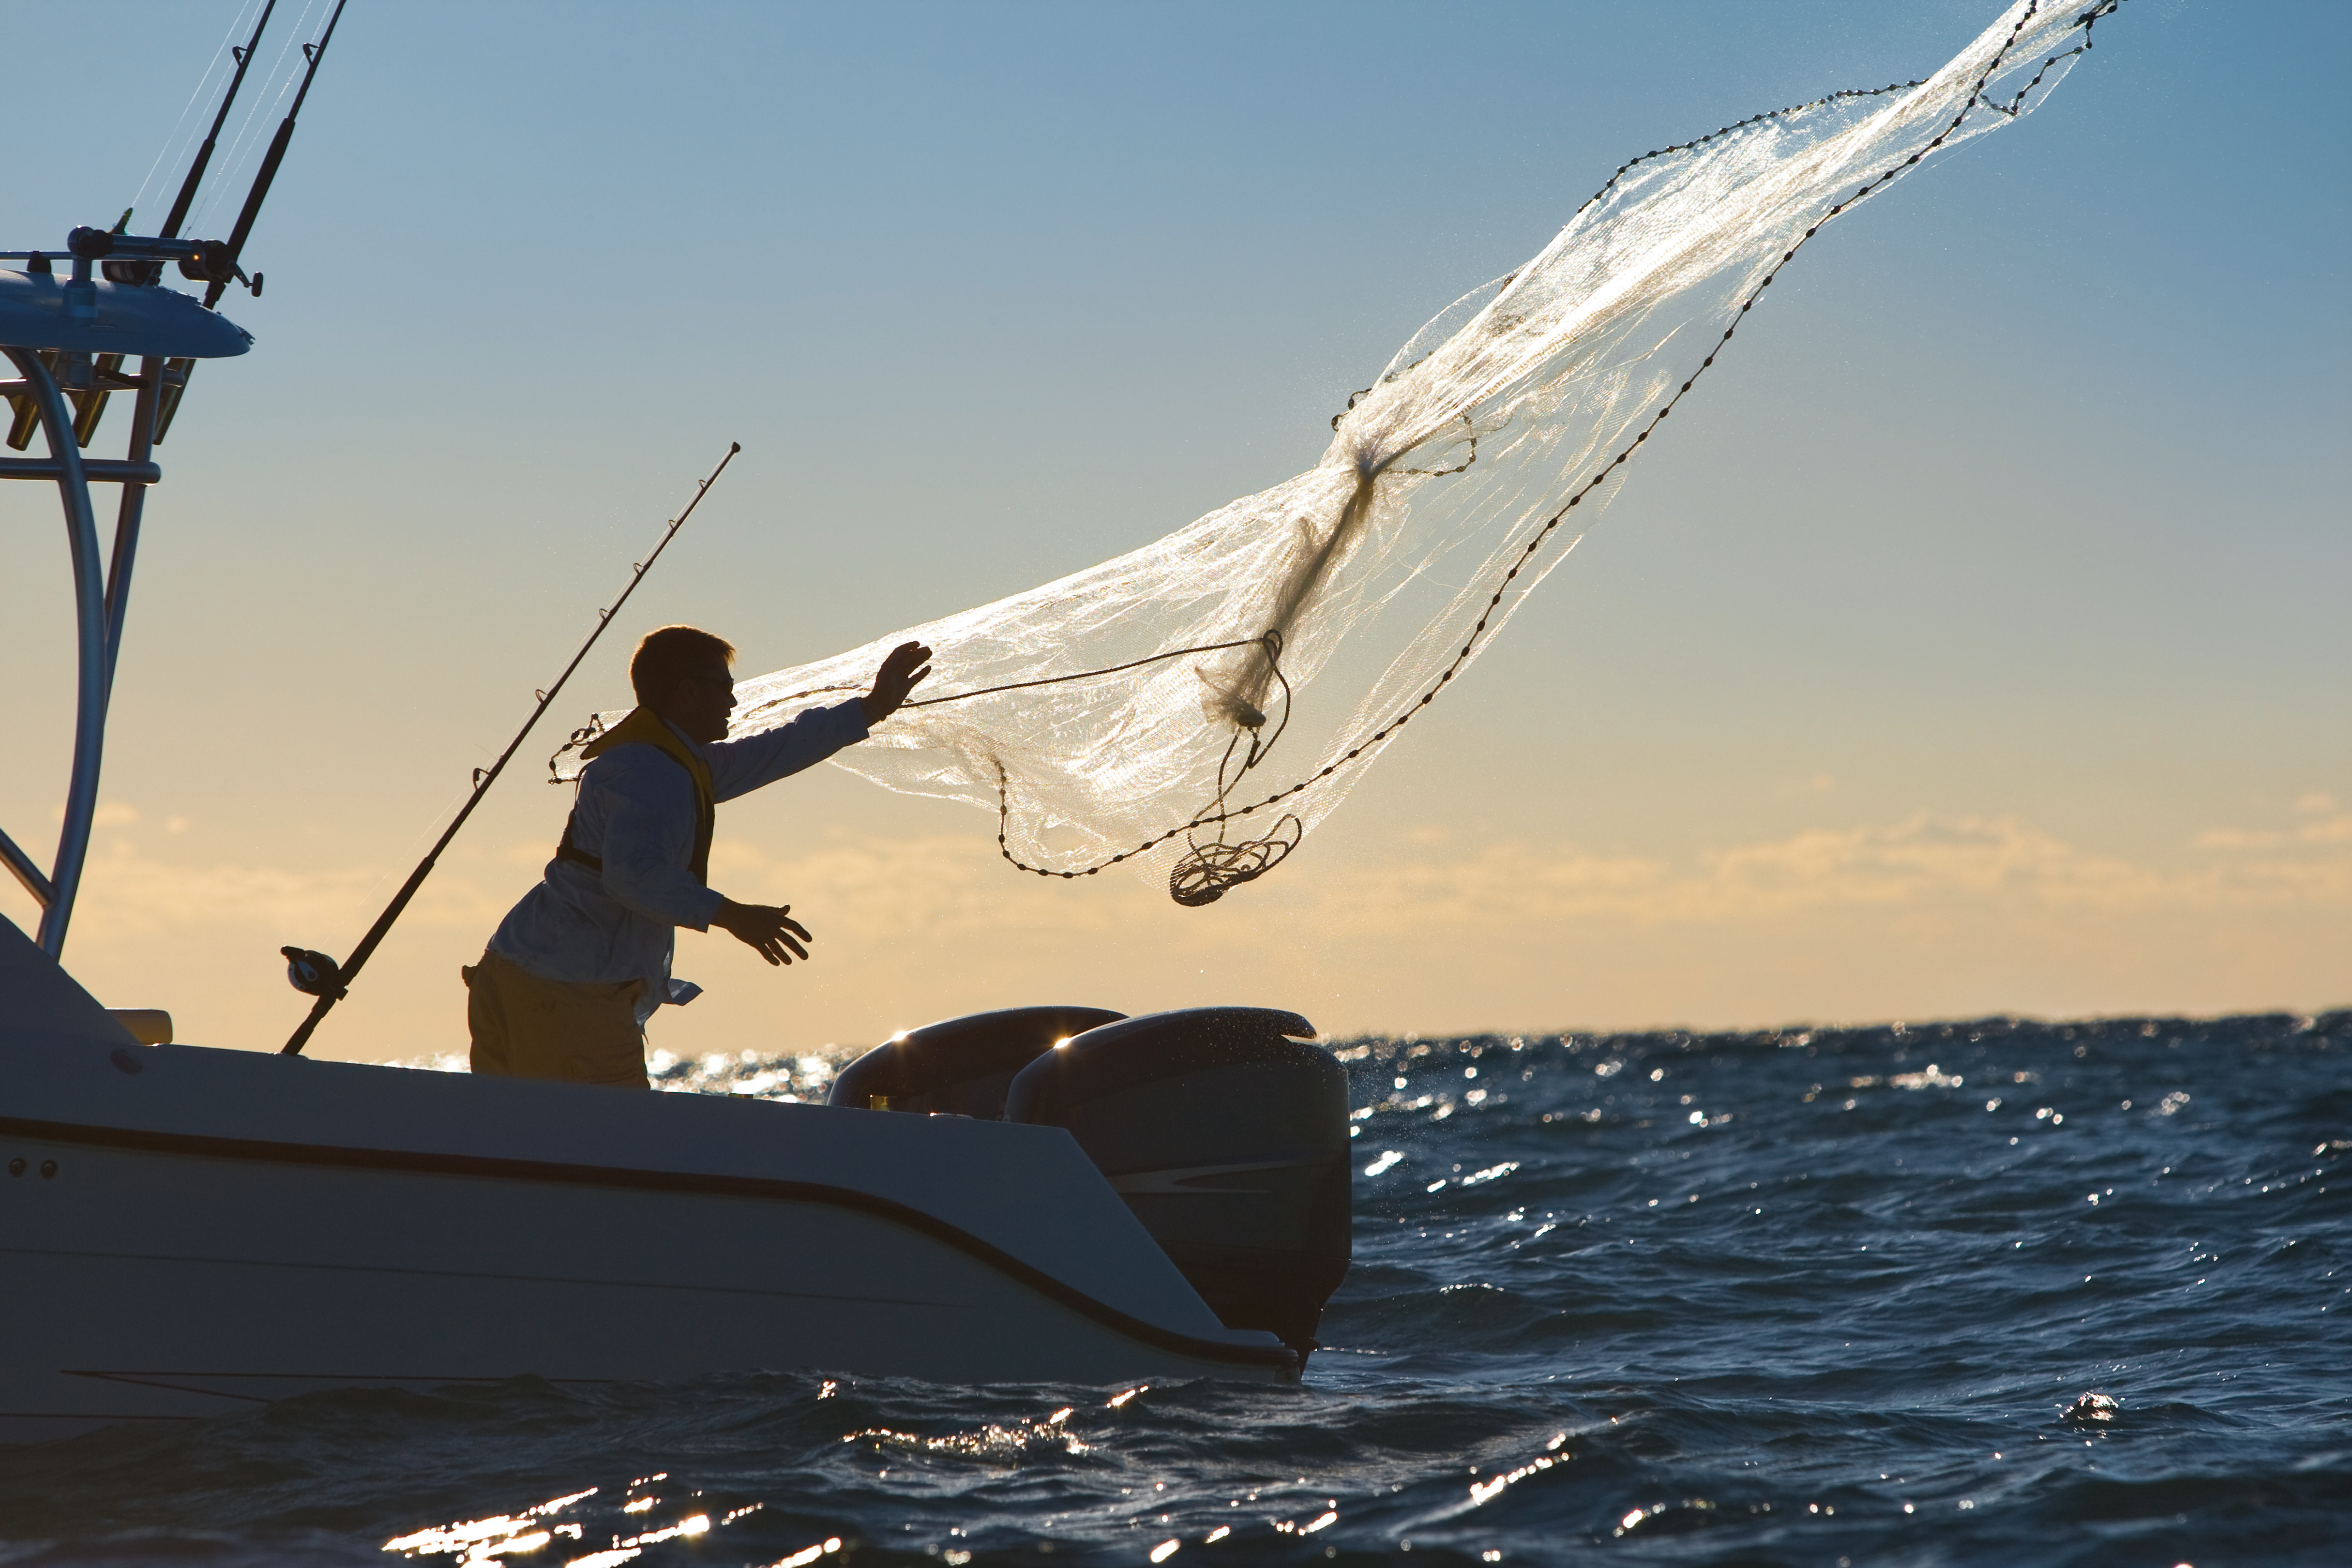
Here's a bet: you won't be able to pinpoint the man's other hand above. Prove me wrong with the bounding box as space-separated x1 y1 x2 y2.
862 640 934 725
712 898 813 966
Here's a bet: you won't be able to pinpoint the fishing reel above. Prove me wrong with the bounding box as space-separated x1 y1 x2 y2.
281 946 347 999
64 226 258 296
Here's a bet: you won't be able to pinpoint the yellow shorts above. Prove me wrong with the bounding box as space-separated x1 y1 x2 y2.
463 948 649 1089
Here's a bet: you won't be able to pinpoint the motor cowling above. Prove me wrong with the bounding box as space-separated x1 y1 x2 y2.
1006 1006 1350 1357
828 1005 1124 1120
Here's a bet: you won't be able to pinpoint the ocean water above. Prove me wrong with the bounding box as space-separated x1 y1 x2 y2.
2 1011 2345 1566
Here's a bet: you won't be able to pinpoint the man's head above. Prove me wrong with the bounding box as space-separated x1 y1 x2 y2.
632 625 738 744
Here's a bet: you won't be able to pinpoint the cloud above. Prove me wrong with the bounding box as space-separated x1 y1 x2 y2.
1775 773 1836 798
2193 828 2282 850
47 810 2351 964
2197 807 2352 848
49 830 1118 955
1304 811 2352 934
61 839 506 944
709 833 1127 940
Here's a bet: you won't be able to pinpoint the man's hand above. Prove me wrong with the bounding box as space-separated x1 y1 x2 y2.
862 640 934 726
711 898 813 966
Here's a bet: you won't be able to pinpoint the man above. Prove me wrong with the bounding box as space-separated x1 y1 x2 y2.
465 625 932 1087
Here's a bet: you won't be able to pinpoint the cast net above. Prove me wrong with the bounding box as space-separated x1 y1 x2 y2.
559 0 2120 905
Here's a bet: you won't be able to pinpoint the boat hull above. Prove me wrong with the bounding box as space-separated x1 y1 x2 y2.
0 920 1297 1444
0 1114 1296 1444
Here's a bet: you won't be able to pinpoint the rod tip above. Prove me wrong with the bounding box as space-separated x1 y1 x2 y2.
729 441 741 453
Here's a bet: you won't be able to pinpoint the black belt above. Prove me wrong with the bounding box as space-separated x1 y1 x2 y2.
555 821 602 874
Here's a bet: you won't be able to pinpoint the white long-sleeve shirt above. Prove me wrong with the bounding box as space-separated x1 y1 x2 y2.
488 699 871 1021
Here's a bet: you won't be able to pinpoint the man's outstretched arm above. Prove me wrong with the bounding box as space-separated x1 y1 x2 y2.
694 641 932 958
703 643 933 802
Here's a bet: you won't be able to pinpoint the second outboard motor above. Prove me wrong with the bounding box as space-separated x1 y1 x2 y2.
1006 1007 1350 1357
829 1006 1124 1119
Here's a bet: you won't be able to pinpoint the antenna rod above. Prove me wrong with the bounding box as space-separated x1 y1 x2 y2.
205 0 347 307
280 442 744 1056
159 0 278 241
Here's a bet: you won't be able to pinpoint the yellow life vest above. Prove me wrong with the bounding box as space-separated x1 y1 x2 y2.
555 707 716 885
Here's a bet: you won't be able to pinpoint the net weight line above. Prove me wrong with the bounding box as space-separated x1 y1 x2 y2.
960 630 1301 906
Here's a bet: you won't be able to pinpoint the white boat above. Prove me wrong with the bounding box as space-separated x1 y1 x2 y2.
2 919 1343 1444
2 210 1349 1442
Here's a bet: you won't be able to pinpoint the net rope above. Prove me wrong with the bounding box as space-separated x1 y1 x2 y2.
557 0 2122 906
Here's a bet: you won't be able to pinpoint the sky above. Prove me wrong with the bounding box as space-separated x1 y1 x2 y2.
4 0 2345 1065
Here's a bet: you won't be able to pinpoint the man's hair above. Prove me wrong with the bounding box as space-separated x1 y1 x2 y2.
631 625 737 706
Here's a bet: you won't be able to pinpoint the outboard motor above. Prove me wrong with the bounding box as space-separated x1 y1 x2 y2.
828 1006 1125 1119
1006 1007 1350 1358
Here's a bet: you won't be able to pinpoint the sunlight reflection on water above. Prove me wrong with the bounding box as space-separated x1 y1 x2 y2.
383 1478 791 1568
389 1047 844 1102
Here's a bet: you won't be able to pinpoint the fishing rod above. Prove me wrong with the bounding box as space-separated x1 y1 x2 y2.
159 0 279 245
52 8 277 448
205 0 347 308
279 442 743 1056
153 0 342 441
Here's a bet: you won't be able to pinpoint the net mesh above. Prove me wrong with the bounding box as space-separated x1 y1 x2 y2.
560 0 2119 904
